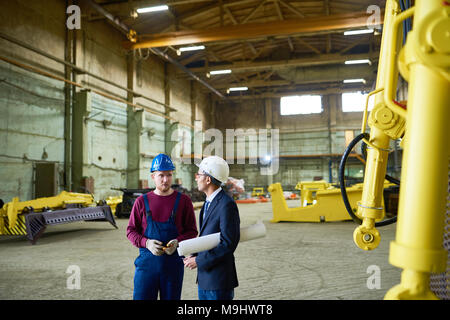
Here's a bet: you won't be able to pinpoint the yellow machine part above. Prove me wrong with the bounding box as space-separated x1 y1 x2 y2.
251 188 265 197
0 214 27 236
295 180 332 206
104 195 123 216
268 182 393 223
347 0 449 299
351 0 406 253
0 191 95 233
382 0 450 300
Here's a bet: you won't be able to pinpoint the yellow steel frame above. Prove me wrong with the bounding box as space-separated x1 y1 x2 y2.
353 0 449 299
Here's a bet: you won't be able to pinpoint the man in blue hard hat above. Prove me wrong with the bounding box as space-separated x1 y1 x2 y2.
127 153 198 300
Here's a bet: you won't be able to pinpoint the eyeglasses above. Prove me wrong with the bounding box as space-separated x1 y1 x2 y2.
195 172 208 178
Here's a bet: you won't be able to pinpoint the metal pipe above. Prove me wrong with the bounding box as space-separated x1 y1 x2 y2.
84 0 130 36
0 31 170 109
0 55 194 129
83 0 225 98
150 48 224 98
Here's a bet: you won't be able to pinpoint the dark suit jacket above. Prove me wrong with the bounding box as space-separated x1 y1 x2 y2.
196 189 240 290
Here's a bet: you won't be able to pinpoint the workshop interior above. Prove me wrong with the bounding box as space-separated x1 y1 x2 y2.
0 0 448 301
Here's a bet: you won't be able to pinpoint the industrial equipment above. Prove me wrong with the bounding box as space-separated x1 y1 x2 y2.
295 181 332 207
112 188 154 218
268 181 394 224
104 195 123 216
0 191 117 244
251 187 265 197
339 0 449 299
112 184 203 218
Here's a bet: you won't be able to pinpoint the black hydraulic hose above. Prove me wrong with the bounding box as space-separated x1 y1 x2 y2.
339 133 397 226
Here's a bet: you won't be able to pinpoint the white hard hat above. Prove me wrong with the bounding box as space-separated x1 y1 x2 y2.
197 156 229 184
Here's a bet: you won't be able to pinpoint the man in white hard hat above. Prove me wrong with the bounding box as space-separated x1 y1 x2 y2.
183 155 240 300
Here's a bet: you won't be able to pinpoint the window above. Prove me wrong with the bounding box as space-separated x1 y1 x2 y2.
280 95 322 115
342 91 371 112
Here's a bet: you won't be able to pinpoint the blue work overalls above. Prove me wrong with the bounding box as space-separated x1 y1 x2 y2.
133 192 184 300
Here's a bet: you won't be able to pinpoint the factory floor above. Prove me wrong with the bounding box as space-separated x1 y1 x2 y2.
0 201 400 300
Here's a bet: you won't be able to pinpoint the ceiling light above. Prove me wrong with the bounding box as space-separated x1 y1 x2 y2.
227 87 248 94
228 87 248 91
178 45 205 52
209 69 232 75
344 29 374 35
345 59 371 65
343 79 366 84
136 5 169 13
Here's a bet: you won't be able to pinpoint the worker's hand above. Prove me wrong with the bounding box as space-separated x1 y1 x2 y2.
164 239 178 255
183 255 197 270
146 239 164 256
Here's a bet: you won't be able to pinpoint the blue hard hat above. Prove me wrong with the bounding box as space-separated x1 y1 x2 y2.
151 154 175 172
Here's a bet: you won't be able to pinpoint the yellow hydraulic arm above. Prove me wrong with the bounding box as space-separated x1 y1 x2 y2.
340 0 449 299
339 0 406 252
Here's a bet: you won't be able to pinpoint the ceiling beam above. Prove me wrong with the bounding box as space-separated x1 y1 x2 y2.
209 76 376 90
223 85 374 100
202 64 376 90
125 11 383 49
179 52 379 74
278 0 305 19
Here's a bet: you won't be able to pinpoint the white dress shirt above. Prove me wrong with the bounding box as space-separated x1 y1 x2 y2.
203 187 222 219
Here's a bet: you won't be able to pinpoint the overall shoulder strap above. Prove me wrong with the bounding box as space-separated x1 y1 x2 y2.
142 193 151 217
170 191 182 220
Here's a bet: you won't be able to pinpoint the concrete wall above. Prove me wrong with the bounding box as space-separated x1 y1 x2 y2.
0 0 67 202
0 0 210 202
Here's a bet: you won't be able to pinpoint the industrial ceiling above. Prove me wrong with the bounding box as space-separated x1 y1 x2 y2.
86 0 385 99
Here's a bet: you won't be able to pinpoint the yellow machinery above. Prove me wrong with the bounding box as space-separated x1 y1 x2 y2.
0 191 117 244
295 180 332 206
104 195 123 216
251 187 265 197
338 0 449 299
268 182 393 224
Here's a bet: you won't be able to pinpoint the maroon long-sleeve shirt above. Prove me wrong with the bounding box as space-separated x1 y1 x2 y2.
126 191 198 248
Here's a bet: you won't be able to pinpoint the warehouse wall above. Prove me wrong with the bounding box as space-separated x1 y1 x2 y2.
0 0 210 203
0 0 67 203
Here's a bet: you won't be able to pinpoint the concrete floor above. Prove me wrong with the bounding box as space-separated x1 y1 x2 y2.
0 201 401 300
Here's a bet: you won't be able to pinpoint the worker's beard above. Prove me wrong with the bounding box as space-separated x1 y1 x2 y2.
157 183 171 193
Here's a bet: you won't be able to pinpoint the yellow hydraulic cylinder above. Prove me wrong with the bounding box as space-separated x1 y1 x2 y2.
385 0 449 300
353 0 405 251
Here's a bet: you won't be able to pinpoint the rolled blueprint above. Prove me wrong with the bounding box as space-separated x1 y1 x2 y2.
177 221 266 256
